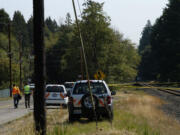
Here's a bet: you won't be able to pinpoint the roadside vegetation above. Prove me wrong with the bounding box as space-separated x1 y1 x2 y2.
138 0 180 82
2 85 180 135
0 0 140 90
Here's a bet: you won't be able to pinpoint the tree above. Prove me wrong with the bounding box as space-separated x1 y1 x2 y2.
45 17 58 33
0 33 20 87
12 11 29 49
138 20 153 80
138 20 152 54
27 16 33 45
65 13 72 26
139 0 180 81
150 0 180 81
80 0 111 76
0 9 10 34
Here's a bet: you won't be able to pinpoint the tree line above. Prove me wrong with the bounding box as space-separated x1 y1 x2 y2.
0 0 140 89
138 0 180 82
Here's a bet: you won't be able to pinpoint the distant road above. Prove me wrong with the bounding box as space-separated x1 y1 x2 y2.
0 96 33 126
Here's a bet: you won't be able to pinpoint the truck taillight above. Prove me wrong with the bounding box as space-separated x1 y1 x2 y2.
107 96 111 104
45 92 50 98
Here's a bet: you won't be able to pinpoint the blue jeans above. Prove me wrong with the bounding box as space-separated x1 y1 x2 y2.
13 94 19 108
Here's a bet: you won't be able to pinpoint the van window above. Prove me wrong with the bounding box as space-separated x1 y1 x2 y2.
46 86 64 92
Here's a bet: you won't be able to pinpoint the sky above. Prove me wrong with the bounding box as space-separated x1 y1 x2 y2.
0 0 168 46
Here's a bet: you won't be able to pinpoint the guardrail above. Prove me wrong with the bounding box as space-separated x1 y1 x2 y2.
0 89 10 98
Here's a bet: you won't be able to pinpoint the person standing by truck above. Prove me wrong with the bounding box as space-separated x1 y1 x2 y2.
24 83 31 108
12 84 21 109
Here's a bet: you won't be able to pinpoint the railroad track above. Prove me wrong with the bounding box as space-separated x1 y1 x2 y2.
140 83 180 96
157 89 180 96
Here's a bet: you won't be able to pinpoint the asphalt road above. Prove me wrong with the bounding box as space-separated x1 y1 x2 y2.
0 96 33 126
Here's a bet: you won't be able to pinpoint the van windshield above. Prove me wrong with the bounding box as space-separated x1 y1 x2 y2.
46 86 64 92
73 82 107 94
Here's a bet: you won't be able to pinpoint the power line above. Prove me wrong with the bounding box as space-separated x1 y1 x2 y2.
77 0 82 16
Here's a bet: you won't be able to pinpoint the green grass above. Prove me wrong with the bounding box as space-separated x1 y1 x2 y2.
48 84 160 135
113 110 160 135
49 100 160 135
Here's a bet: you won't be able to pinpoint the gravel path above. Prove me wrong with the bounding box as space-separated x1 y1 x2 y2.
142 88 180 122
0 96 33 126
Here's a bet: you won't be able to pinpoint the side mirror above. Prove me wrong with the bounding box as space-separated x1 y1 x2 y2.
111 91 116 95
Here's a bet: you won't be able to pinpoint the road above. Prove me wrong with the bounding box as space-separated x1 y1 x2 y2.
0 96 33 126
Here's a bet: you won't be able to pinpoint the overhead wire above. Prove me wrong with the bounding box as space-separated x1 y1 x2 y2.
77 0 82 16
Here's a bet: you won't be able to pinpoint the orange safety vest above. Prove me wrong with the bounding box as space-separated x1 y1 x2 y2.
12 86 20 95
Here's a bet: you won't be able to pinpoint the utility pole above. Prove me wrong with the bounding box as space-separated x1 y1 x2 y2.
80 47 84 80
19 35 22 91
33 0 46 134
8 21 12 97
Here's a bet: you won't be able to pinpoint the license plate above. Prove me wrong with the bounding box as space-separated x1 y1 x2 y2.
73 109 81 114
52 93 57 97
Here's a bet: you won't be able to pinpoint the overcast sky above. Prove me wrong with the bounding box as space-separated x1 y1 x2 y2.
0 0 168 45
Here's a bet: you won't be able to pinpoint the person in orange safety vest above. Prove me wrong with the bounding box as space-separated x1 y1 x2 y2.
12 84 21 108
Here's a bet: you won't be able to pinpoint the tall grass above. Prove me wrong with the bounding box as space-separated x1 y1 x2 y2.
2 88 180 135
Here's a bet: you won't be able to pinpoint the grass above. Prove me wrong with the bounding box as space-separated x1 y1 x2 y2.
48 88 180 135
48 91 161 135
1 85 180 135
0 97 11 101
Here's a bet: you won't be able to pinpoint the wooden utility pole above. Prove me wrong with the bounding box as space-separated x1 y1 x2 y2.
8 21 12 97
33 0 46 134
19 35 22 91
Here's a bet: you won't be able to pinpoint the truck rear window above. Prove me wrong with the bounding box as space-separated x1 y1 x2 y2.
46 86 64 92
64 83 74 88
73 82 107 94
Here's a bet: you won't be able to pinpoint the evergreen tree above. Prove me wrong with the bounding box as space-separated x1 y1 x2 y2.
138 20 152 54
0 9 10 34
45 17 58 33
138 20 153 80
12 11 29 49
27 16 33 45
139 0 180 81
65 13 72 26
150 0 180 81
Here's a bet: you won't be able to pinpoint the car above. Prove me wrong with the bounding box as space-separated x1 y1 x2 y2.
68 80 116 121
64 82 74 93
45 84 68 107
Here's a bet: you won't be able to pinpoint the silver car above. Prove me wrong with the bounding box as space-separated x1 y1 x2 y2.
68 80 115 121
